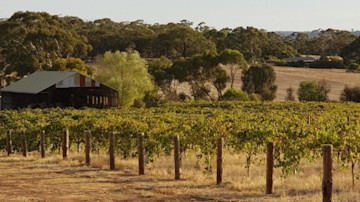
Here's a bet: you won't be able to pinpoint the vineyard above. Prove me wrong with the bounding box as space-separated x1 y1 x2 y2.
1 101 360 200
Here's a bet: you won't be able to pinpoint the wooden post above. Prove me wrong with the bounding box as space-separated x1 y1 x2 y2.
40 130 45 158
109 132 115 170
21 133 27 157
217 138 224 185
322 144 333 202
347 116 351 123
307 116 311 124
138 133 145 175
266 142 274 194
85 130 91 166
174 135 181 180
6 130 12 156
62 129 69 159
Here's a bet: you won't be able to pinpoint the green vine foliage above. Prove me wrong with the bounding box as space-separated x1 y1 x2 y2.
1 101 360 177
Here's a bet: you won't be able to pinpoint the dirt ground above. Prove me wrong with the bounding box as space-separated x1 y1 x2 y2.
0 151 359 201
176 66 360 101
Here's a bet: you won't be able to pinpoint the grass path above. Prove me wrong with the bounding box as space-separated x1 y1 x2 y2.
0 152 358 201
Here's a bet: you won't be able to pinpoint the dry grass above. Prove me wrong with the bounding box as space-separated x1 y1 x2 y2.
176 66 360 101
0 150 359 201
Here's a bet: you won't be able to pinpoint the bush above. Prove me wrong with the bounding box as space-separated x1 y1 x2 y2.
341 86 360 102
132 99 145 108
249 93 262 101
222 88 250 101
297 80 330 101
346 63 360 72
241 64 277 101
143 89 160 108
178 92 190 101
285 87 295 101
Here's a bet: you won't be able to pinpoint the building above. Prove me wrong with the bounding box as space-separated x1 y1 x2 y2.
284 55 321 67
285 56 317 63
0 71 118 110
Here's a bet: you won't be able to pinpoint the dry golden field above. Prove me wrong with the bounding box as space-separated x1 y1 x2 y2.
0 151 359 201
176 66 360 101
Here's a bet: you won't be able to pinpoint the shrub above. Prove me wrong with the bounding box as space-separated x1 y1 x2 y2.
249 93 262 101
178 92 190 101
346 63 360 72
222 88 250 101
132 99 145 108
241 64 277 101
340 86 360 102
285 87 295 101
143 89 160 108
297 80 330 101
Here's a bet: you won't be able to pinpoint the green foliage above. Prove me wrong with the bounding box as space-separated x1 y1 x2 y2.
221 88 250 101
0 11 91 77
346 63 360 72
287 29 358 56
341 36 360 64
249 93 262 101
219 49 247 88
147 56 175 98
143 88 161 107
285 87 295 101
96 51 153 106
153 23 216 58
171 50 220 100
132 99 146 108
297 80 330 101
241 64 277 101
50 58 95 76
1 101 360 177
212 66 230 99
341 86 360 102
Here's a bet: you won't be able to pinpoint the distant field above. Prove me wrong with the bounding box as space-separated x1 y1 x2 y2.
177 66 360 101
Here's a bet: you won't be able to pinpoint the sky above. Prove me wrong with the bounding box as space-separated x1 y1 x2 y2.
1 0 359 31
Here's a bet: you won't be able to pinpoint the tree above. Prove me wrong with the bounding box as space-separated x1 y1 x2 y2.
297 80 330 101
50 58 95 76
285 32 310 54
153 23 216 58
285 87 295 101
262 32 297 59
96 51 153 106
203 28 232 51
226 27 264 63
148 56 176 99
241 64 277 101
0 11 91 77
340 86 360 102
219 49 247 88
211 65 230 99
341 37 360 65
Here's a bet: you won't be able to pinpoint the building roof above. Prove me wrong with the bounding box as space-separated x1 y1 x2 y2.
0 71 77 94
285 57 316 63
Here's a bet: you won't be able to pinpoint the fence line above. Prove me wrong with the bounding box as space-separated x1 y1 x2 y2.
3 129 335 199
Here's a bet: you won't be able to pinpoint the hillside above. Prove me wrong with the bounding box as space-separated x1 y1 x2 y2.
177 66 360 101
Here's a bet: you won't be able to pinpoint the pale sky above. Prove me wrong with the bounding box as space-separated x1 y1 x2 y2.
1 0 359 31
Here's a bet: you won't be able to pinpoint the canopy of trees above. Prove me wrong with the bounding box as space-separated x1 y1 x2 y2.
241 64 277 101
96 51 153 106
0 12 91 77
1 11 359 104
